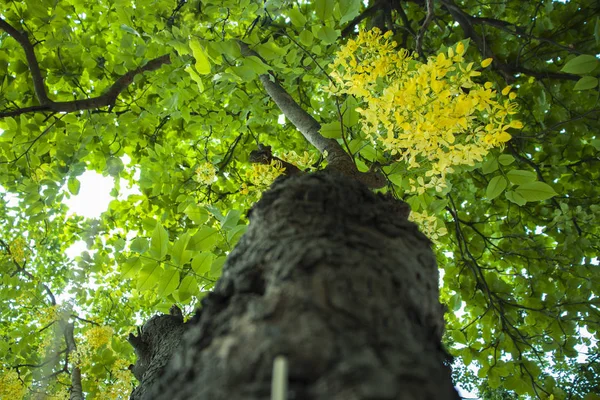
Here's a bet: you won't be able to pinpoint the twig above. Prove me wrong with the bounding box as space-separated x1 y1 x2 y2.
416 0 435 60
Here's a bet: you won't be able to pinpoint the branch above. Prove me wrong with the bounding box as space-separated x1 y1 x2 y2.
440 0 514 82
0 18 171 118
0 18 49 105
341 0 385 38
238 41 385 188
415 0 435 60
440 0 580 82
470 17 583 55
62 321 84 400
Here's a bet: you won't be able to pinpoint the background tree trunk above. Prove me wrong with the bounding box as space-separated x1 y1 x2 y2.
130 171 459 400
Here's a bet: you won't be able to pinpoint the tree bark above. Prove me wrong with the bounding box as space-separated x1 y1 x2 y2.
130 171 458 400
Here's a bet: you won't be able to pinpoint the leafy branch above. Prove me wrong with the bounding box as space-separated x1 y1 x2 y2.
439 0 580 83
0 18 171 118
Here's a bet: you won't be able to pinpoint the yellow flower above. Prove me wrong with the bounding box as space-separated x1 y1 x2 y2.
195 162 217 185
481 58 493 68
0 370 26 400
324 29 522 198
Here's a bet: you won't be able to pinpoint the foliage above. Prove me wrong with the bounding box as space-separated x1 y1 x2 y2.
0 0 599 399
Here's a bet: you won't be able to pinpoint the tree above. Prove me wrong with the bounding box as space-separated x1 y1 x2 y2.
0 0 598 399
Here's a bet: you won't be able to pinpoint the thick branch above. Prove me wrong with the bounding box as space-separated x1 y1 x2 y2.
238 41 385 188
0 17 171 118
0 18 49 104
62 322 83 400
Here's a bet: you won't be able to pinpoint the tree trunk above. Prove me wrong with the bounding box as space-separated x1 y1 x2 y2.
130 171 459 400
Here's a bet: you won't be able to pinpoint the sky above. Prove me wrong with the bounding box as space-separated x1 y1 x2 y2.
64 169 139 259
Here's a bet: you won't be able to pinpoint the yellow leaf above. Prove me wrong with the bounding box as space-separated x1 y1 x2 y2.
481 58 493 68
189 39 211 75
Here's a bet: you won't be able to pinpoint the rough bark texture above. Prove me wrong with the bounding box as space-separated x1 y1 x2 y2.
128 306 186 400
131 171 458 400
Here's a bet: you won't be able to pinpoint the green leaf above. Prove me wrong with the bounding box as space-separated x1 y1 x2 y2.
595 17 600 46
316 26 339 45
255 41 286 61
188 227 218 251
573 76 598 91
320 121 342 138
449 293 462 311
288 8 307 27
210 256 227 278
189 39 211 74
486 176 507 200
130 237 149 254
176 275 198 302
505 190 527 206
315 0 334 21
561 54 599 74
121 256 142 279
150 223 169 259
67 177 80 195
506 170 537 185
184 204 209 225
227 225 247 245
342 97 359 127
228 65 257 81
192 252 213 275
221 209 241 231
171 234 192 266
299 30 313 47
481 158 499 174
157 268 179 297
137 260 162 291
185 66 205 92
339 0 361 25
105 157 124 177
515 182 558 202
498 154 514 165
244 56 270 74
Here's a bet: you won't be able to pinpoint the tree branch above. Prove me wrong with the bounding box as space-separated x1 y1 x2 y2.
341 1 384 37
440 0 580 83
0 17 171 118
470 17 583 55
0 17 50 105
62 321 84 400
415 0 435 60
238 41 386 188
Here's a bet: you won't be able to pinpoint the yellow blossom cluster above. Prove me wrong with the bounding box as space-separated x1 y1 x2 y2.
194 162 217 185
326 28 522 193
409 210 448 242
85 325 113 349
241 160 286 196
73 326 113 367
103 358 134 400
284 150 317 171
38 305 60 326
9 238 27 264
0 370 26 400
